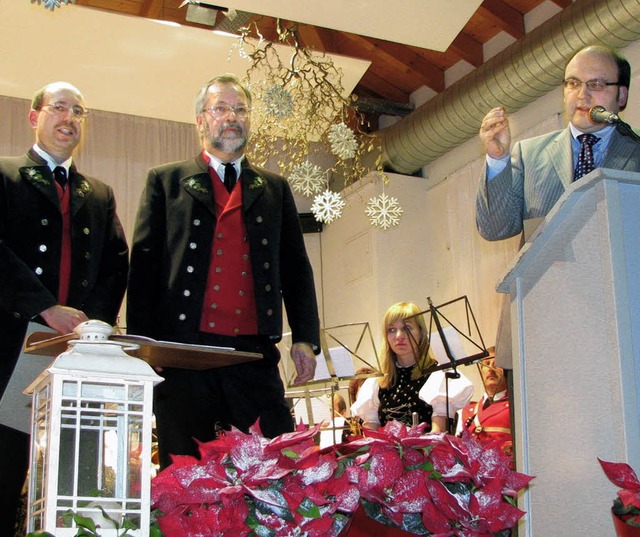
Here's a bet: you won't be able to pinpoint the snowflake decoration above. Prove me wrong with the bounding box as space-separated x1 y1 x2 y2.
365 193 404 230
262 85 294 119
31 0 75 10
289 161 325 198
327 123 358 160
310 190 345 224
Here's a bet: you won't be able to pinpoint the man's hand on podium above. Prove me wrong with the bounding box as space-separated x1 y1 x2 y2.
290 342 316 385
40 305 89 335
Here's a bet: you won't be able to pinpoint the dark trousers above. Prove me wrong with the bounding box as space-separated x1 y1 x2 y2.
153 334 294 469
0 424 30 536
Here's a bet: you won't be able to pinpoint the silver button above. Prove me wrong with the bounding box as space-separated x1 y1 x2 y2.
41 219 48 226
211 303 218 309
35 267 43 275
193 219 201 226
256 216 263 223
84 252 91 260
183 290 191 297
215 267 222 273
217 232 223 239
263 262 270 269
209 321 216 328
178 314 186 321
235 308 242 314
217 249 223 255
265 284 272 291
233 328 240 334
213 285 220 291
83 227 90 235
242 254 249 260
39 244 47 252
81 280 88 287
267 309 274 316
239 290 245 296
189 242 197 249
187 266 194 273
261 238 268 245
241 271 247 277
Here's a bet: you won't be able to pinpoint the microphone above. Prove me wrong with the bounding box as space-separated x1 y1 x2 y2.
589 105 620 124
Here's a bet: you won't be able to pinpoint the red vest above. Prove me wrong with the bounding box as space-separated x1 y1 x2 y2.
461 396 513 466
199 165 258 336
57 181 71 305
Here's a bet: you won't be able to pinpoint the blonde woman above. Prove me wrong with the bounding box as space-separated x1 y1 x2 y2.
351 302 472 432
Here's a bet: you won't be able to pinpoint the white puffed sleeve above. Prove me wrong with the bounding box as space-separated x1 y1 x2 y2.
418 370 474 417
350 377 381 426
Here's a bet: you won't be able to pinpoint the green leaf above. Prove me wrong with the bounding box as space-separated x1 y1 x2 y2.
297 497 321 519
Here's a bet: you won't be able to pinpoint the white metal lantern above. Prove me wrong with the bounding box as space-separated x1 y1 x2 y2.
26 320 163 536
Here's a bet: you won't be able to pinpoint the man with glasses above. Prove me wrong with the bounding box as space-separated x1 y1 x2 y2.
127 74 320 469
476 44 640 242
0 81 129 534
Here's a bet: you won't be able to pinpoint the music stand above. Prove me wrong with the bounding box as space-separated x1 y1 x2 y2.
284 322 381 444
409 295 489 433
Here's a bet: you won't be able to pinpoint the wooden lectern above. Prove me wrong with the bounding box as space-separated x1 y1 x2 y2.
498 169 640 535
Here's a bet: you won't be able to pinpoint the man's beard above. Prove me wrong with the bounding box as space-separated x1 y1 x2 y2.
206 120 247 154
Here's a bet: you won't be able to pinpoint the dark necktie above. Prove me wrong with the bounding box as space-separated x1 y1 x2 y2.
574 133 599 181
223 163 236 193
53 166 67 190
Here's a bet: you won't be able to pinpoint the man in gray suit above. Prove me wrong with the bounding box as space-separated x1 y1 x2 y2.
476 44 640 242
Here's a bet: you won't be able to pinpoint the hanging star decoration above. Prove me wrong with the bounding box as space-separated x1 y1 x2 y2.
263 85 295 120
234 21 384 188
311 190 345 224
366 193 404 230
31 0 75 9
328 123 358 160
289 161 325 198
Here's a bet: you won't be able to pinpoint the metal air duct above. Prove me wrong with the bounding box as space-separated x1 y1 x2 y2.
381 0 640 174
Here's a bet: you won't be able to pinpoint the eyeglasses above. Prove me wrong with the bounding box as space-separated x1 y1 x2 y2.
203 104 250 119
563 78 620 92
40 102 89 122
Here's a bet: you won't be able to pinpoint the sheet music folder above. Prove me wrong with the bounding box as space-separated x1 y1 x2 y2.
24 332 262 370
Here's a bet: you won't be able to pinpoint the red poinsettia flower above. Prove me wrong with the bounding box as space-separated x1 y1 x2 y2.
599 457 640 526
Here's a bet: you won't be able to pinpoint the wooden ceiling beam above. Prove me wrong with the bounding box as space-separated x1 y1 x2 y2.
449 32 484 67
479 0 525 39
336 32 445 94
140 0 164 18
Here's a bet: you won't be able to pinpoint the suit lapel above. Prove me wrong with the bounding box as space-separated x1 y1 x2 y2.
181 154 216 216
69 165 93 216
603 128 639 168
240 160 265 212
546 129 573 189
20 164 59 207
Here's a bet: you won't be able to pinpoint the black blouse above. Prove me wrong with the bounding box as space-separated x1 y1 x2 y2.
377 365 433 429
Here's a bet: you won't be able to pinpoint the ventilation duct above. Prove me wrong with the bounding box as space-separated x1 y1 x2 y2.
381 0 640 175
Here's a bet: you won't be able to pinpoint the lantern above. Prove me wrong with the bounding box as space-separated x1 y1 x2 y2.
26 320 163 536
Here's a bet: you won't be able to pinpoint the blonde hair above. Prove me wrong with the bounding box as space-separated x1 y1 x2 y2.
379 302 435 389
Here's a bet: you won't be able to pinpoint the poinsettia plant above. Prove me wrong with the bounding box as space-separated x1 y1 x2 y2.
152 420 533 537
599 458 640 527
337 421 533 536
152 422 358 536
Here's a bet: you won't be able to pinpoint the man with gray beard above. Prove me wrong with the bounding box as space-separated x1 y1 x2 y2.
127 74 320 469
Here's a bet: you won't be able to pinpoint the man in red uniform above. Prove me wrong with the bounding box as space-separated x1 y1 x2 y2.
460 347 513 465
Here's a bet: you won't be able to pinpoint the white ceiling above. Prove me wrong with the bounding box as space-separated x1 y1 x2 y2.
215 0 483 51
0 1 370 124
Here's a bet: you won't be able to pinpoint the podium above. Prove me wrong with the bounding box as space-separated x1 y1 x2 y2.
498 169 640 535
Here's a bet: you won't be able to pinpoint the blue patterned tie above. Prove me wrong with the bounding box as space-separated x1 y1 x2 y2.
574 133 599 181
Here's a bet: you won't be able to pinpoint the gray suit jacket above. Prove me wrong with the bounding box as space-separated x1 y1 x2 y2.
476 127 640 241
